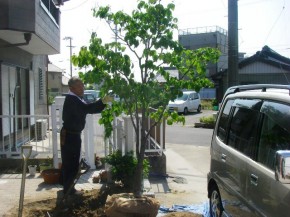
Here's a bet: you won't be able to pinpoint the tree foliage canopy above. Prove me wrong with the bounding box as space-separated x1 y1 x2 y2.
72 0 220 195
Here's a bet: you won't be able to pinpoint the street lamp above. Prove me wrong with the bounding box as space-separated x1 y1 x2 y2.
63 36 74 78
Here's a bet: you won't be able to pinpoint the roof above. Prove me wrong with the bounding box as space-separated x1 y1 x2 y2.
47 63 69 85
239 46 290 71
211 46 290 79
48 63 63 73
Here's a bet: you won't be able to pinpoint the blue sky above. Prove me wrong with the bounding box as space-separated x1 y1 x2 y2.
49 0 290 76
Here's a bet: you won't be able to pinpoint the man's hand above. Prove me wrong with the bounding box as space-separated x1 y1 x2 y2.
102 95 114 104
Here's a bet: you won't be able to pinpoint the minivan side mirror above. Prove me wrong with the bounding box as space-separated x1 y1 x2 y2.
275 150 290 184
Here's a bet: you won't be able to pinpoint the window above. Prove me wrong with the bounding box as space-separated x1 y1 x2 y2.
217 98 262 159
51 88 59 92
228 106 260 158
257 101 290 170
217 99 234 142
40 0 60 25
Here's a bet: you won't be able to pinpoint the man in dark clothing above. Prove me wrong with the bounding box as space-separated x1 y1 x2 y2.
60 77 111 195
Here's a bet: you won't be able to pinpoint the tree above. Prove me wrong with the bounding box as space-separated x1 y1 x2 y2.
72 0 220 197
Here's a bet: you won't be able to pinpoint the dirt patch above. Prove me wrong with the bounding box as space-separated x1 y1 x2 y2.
4 184 201 217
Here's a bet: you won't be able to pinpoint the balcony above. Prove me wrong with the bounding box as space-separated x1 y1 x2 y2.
0 0 61 55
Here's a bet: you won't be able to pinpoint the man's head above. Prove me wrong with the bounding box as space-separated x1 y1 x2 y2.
68 77 84 97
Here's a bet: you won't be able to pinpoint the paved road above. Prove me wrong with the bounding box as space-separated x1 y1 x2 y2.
166 110 214 146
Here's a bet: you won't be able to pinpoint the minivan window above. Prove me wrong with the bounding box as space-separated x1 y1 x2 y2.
217 99 234 142
258 101 290 170
228 106 260 158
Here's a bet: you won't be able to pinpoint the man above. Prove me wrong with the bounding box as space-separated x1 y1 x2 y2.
60 76 111 195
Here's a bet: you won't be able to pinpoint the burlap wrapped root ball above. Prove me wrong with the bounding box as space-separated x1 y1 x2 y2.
105 193 160 217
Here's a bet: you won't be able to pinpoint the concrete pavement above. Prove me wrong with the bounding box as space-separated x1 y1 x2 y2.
0 144 210 216
0 111 214 216
152 144 210 207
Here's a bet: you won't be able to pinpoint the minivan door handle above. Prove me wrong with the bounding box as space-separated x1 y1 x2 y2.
221 154 227 162
250 174 258 186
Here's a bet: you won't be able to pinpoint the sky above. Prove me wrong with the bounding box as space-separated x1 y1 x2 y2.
49 0 290 77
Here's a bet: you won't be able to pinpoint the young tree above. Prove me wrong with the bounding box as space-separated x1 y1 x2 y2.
72 0 219 197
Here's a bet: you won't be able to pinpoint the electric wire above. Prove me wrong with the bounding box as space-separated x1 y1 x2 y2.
61 0 90 12
263 0 286 45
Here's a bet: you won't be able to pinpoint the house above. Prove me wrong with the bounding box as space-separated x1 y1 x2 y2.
211 46 290 102
47 63 69 97
179 26 228 78
0 0 68 153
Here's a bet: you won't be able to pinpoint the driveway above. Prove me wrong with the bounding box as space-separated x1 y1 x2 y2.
152 110 215 208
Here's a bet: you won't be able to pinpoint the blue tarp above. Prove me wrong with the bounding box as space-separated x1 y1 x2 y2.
158 202 210 217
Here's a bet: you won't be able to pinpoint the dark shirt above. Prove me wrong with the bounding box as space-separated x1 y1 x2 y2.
62 94 106 132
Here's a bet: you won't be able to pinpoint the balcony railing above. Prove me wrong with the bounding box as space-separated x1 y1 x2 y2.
40 0 60 25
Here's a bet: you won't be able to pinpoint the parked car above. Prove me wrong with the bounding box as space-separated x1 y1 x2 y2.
167 90 201 114
61 92 96 104
83 93 96 103
84 90 100 100
207 84 290 217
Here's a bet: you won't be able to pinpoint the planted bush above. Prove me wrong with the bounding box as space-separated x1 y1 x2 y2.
200 115 215 125
105 150 150 188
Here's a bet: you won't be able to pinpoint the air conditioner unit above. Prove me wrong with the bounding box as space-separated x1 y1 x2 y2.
36 119 47 140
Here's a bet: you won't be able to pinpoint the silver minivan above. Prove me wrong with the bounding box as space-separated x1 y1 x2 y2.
207 84 290 217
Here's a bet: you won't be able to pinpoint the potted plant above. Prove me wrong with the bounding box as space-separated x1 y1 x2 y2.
39 156 53 173
41 168 61 184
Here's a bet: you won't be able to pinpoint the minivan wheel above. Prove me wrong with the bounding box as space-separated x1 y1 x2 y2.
197 105 201 113
184 107 188 115
209 185 223 217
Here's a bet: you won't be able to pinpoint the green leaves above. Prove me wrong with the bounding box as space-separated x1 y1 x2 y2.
73 0 220 194
105 150 150 187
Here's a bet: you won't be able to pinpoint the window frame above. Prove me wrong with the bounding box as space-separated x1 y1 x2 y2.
216 97 263 160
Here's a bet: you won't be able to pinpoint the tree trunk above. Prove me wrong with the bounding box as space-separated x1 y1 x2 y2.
133 112 147 197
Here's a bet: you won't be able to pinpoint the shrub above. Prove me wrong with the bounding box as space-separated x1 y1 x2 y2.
201 99 213 110
212 99 218 106
200 115 215 125
105 150 150 188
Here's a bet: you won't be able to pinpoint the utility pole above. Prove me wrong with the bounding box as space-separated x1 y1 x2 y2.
228 0 239 87
63 36 74 78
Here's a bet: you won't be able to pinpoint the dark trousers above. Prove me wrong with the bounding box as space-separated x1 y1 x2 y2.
60 129 81 194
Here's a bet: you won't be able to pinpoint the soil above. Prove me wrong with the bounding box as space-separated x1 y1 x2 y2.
4 184 202 217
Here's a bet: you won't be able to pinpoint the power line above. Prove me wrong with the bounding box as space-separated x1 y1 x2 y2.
263 1 286 44
61 0 90 11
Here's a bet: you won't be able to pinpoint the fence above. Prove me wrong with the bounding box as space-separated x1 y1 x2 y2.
0 105 165 169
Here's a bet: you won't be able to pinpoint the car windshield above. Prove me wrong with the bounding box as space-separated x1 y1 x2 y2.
83 94 95 103
84 90 100 99
95 91 100 98
176 93 189 101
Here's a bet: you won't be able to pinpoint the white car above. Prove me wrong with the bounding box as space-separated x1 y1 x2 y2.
168 91 201 114
84 90 100 100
